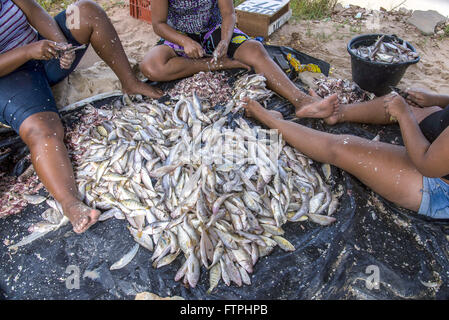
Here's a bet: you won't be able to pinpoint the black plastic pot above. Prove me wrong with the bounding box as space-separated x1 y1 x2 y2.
347 34 420 96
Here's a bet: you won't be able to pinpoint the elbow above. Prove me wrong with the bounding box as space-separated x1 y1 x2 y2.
152 22 163 37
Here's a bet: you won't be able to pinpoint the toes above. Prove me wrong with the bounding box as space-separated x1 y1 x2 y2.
83 209 100 229
73 215 90 233
89 209 101 223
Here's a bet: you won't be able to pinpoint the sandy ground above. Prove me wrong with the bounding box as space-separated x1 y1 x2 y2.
52 1 449 107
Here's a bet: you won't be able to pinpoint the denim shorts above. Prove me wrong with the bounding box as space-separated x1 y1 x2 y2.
0 10 87 133
418 176 449 219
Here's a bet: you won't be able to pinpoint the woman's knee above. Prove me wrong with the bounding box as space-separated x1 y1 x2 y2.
74 0 103 14
235 40 270 63
140 60 158 80
140 54 168 81
69 0 106 28
19 114 64 146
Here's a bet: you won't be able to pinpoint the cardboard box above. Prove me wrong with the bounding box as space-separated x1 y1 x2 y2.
236 0 291 38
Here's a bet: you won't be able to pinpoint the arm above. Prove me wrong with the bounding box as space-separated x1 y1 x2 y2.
0 0 74 76
0 40 63 77
151 0 204 58
432 94 449 108
13 0 67 43
389 95 449 177
0 45 30 77
213 0 236 58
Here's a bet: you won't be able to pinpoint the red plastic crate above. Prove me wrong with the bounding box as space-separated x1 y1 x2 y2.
130 0 152 24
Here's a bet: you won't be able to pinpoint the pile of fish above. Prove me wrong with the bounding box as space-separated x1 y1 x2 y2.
167 71 232 107
351 35 419 63
228 74 273 113
8 72 338 292
0 165 43 218
313 78 375 104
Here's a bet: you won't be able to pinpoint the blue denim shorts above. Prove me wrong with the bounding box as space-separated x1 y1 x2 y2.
418 176 449 219
0 10 87 133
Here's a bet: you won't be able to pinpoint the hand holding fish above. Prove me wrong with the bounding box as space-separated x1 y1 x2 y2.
384 92 411 122
211 40 228 63
56 42 76 70
26 40 60 61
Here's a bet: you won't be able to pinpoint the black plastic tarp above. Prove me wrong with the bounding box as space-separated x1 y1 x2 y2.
0 46 448 300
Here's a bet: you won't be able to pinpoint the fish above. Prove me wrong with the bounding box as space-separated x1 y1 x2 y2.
307 213 337 226
352 35 419 64
273 236 295 251
38 71 341 291
110 243 139 270
207 263 222 294
41 208 63 225
22 194 47 205
8 216 69 251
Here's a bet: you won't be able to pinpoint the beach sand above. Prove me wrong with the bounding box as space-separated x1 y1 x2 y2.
52 1 449 107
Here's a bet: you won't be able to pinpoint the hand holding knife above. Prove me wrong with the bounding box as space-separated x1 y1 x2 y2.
56 44 87 58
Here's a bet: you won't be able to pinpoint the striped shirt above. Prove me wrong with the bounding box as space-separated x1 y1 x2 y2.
0 0 38 54
167 0 222 34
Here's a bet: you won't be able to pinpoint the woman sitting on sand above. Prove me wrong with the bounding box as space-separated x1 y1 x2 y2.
243 88 449 219
139 0 339 119
0 0 163 234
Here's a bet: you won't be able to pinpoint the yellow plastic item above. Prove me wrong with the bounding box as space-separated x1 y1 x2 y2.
286 53 322 74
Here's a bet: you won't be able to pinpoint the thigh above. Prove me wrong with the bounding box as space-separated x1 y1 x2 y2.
41 10 88 86
0 61 59 133
332 135 423 212
412 105 442 123
203 25 250 57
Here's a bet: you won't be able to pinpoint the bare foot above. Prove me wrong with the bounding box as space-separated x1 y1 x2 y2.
323 110 341 125
63 200 100 234
123 80 164 99
308 89 340 125
406 87 438 107
241 98 278 124
295 92 339 119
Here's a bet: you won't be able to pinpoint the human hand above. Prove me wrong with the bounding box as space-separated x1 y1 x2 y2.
384 92 411 121
406 88 438 107
212 40 229 62
56 43 75 69
26 40 60 61
183 39 205 59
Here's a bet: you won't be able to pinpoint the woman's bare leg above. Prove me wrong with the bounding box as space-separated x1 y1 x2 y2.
67 1 163 98
245 99 423 211
139 45 250 82
233 40 339 119
324 94 443 125
19 112 100 233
